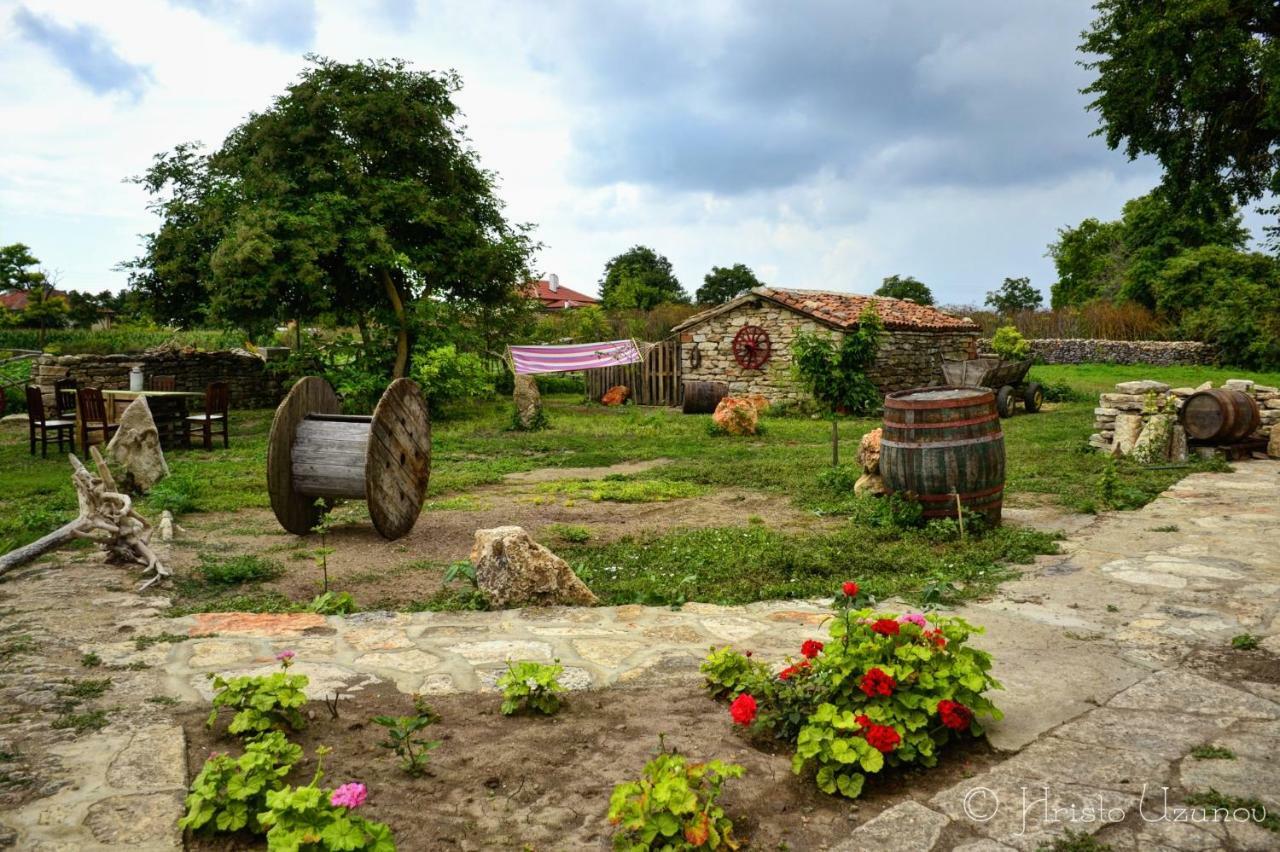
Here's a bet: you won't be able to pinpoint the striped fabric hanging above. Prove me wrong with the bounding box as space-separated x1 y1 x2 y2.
508 340 644 375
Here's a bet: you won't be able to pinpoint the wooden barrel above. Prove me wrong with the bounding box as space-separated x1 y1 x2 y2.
880 387 1006 525
683 380 729 414
1178 389 1260 442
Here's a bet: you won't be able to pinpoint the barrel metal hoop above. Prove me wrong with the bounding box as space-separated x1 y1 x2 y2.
880 433 1004 450
882 413 1000 430
914 483 1005 502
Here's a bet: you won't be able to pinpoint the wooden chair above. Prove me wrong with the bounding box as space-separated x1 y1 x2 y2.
146 374 177 391
77 386 119 451
186 381 229 450
53 377 78 418
26 386 76 457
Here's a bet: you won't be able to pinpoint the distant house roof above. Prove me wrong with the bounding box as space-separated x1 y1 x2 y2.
672 287 980 333
527 277 600 310
0 289 72 311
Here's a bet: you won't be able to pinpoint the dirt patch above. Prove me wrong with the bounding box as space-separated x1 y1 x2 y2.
180 682 999 852
1182 645 1280 686
169 483 831 610
502 458 673 484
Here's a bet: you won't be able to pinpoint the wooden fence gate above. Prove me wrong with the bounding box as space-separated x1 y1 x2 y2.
583 340 683 406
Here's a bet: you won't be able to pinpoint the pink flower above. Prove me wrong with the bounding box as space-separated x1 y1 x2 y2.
897 613 927 628
275 650 295 668
330 782 367 809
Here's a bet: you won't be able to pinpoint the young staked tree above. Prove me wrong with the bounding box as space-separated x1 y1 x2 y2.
696 263 762 305
127 57 535 377
791 307 884 467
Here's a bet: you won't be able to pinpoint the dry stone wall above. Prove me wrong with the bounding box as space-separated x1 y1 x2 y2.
679 298 978 404
988 339 1216 366
31 349 285 411
1090 379 1280 458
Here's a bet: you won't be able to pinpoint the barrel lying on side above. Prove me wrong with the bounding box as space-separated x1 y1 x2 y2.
682 380 730 414
880 387 1006 525
1179 389 1261 442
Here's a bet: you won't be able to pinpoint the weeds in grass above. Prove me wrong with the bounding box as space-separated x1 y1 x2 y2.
423 495 486 511
198 554 283 587
306 591 357 615
147 695 180 706
0 635 36 656
166 591 300 617
51 709 110 734
145 469 202 515
545 523 592 543
61 678 112 702
1149 524 1179 532
1190 745 1235 760
135 632 196 651
80 652 102 668
534 477 709 503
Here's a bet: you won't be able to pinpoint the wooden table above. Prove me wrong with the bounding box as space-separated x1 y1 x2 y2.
100 390 205 447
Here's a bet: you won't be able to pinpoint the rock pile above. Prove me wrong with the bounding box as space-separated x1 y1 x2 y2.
1089 379 1280 459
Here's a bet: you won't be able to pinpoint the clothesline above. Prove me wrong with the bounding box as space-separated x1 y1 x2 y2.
505 338 661 375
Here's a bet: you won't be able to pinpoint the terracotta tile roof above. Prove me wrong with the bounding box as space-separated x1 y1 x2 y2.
672 287 979 333
1 290 30 311
526 278 600 310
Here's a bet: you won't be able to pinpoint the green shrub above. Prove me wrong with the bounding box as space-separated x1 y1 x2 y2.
817 465 859 492
607 743 744 851
179 731 302 835
990 325 1030 361
412 344 493 416
498 660 565 716
207 658 308 737
0 325 241 356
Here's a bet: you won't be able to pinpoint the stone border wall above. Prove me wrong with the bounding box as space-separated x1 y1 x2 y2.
979 339 1215 366
31 349 285 411
679 298 979 404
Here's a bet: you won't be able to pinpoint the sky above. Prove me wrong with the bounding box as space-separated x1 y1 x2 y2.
0 1 1265 306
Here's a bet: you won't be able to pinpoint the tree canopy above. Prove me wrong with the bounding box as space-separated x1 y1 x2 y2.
125 57 535 377
1048 192 1249 309
1081 0 1280 235
1 243 44 291
696 263 761 305
984 277 1043 316
873 275 934 305
598 246 689 311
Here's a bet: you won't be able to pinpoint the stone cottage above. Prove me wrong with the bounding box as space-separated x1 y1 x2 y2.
672 287 980 405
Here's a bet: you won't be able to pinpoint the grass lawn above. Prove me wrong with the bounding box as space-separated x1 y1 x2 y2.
3 362 1275 611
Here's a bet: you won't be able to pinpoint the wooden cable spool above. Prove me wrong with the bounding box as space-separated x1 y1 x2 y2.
267 377 431 539
880 386 1006 525
1178 389 1260 442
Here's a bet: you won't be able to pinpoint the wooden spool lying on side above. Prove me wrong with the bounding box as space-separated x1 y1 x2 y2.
267 377 431 540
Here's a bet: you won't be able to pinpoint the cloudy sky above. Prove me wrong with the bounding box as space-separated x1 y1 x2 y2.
0 1 1256 306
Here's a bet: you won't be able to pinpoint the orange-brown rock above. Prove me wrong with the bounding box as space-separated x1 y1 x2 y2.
858 427 882 474
745 394 770 414
712 396 760 436
601 385 631 406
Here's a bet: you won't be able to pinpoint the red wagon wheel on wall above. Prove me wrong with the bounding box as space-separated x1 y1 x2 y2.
732 325 772 370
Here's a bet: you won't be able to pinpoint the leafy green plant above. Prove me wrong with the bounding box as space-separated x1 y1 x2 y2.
1231 633 1260 650
179 731 303 835
412 343 494 417
699 646 769 700
847 493 923 529
51 709 110 733
545 523 592 544
307 591 357 615
607 740 744 851
498 660 566 716
1190 744 1235 760
258 748 396 851
816 465 859 493
199 554 283 587
371 698 441 777
442 560 477 587
990 325 1031 360
207 655 308 737
81 652 102 668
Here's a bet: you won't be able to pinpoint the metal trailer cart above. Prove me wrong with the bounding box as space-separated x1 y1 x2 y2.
941 357 1043 418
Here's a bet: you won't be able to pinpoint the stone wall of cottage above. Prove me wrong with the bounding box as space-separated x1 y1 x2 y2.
30 349 286 411
678 298 979 403
981 338 1215 366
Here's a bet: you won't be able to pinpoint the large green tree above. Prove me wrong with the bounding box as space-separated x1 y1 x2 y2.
1 243 43 291
1048 192 1249 308
1081 1 1280 237
127 57 535 377
984 277 1043 316
696 263 761 305
598 246 689 310
874 275 934 305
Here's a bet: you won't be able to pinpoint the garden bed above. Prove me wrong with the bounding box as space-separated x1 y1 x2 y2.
179 681 999 851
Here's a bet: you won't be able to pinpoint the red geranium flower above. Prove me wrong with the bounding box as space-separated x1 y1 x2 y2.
729 693 758 726
800 639 824 659
778 660 811 681
859 667 896 697
855 714 871 729
842 581 859 597
926 629 947 648
938 700 972 731
871 619 900 636
864 723 901 753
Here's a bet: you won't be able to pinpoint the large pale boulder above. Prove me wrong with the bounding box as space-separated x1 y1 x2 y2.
1132 413 1173 464
854 473 886 497
1113 414 1144 455
106 396 169 492
471 526 599 608
858 428 882 474
1115 380 1170 395
712 396 759 435
601 385 630 406
512 374 543 430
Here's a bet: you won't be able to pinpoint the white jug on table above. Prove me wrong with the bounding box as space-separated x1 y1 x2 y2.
129 366 144 391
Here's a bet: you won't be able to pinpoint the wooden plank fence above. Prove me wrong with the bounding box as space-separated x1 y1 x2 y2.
583 340 683 406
